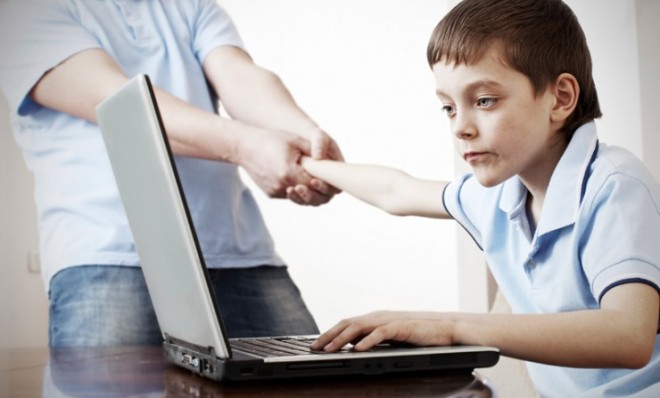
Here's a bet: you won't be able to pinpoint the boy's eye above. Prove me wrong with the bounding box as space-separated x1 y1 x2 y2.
441 104 456 116
476 97 496 108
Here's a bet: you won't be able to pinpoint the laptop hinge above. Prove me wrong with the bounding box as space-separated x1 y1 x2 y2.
164 333 216 356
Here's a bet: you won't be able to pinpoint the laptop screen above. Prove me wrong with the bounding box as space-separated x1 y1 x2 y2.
96 75 231 358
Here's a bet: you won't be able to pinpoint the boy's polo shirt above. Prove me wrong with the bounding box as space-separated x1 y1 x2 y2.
444 121 660 397
0 0 284 290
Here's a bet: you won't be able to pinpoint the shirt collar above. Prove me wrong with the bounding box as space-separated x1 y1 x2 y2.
499 121 599 235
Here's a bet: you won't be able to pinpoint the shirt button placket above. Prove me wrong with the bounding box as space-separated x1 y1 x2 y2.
524 255 536 281
118 0 150 44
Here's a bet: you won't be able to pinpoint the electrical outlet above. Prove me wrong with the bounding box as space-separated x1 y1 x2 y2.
27 250 40 273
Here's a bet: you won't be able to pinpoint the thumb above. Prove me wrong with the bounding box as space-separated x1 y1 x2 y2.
310 128 327 159
292 135 311 157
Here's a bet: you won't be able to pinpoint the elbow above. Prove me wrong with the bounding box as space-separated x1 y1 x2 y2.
624 347 654 370
383 207 405 217
380 203 410 217
622 321 657 369
617 339 655 369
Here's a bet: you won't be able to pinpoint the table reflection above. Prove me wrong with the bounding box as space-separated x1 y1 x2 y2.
38 347 496 398
45 347 163 397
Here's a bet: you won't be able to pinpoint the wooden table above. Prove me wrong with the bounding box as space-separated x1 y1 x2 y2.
1 346 497 397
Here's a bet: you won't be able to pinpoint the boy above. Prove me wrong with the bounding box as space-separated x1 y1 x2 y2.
300 0 660 396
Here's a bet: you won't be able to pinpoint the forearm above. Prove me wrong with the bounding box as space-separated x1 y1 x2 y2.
302 158 449 218
30 48 252 163
204 47 319 139
451 307 654 369
147 90 244 163
302 158 407 211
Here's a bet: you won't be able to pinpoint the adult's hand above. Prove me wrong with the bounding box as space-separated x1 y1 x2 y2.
233 124 313 199
286 128 344 206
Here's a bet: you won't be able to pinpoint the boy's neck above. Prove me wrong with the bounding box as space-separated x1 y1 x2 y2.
520 135 569 229
525 191 541 235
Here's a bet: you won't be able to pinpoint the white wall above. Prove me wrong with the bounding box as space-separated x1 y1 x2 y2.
636 0 660 182
0 95 48 349
1 0 657 347
219 0 459 331
221 0 660 326
568 0 643 157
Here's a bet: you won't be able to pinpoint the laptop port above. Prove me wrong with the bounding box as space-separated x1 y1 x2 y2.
181 353 200 369
240 367 255 376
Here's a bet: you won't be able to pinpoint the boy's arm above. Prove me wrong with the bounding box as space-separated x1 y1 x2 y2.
454 283 658 368
313 282 659 369
301 157 451 219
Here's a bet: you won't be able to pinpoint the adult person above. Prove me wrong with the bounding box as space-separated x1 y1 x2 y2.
0 0 342 346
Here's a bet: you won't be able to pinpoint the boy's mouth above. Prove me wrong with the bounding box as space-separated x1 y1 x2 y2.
463 151 489 163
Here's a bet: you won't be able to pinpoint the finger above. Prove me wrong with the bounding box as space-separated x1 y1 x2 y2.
294 185 331 206
319 316 384 352
309 128 328 159
286 186 307 205
322 327 365 352
310 178 342 196
326 141 345 162
354 325 399 352
292 135 312 156
311 321 352 351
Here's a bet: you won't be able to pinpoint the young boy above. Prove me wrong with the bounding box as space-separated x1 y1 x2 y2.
300 0 660 396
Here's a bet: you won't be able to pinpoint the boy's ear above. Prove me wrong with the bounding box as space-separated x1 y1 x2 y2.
550 73 579 124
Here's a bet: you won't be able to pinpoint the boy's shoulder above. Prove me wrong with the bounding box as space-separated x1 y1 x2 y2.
586 142 659 206
591 143 657 184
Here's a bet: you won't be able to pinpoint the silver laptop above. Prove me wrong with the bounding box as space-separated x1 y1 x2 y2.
95 75 499 381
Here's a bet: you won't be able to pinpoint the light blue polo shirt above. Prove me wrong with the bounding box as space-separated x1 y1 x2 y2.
444 121 660 397
0 0 284 291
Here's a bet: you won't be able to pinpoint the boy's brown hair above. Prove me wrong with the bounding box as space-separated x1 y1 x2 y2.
427 0 602 136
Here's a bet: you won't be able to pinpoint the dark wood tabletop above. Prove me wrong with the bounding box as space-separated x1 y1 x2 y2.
0 346 496 397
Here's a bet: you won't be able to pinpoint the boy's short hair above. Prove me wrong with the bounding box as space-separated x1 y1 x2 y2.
427 0 602 136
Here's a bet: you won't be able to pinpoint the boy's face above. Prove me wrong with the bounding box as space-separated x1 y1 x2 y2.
433 47 563 188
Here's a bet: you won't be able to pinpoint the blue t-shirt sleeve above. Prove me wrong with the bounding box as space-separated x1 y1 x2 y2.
192 0 245 64
0 0 101 116
443 173 485 249
581 172 660 302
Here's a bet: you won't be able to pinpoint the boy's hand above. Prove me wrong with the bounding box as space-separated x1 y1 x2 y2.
310 311 454 352
287 128 343 206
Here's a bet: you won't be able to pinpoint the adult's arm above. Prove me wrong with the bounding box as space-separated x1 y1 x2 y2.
202 46 344 203
29 48 334 201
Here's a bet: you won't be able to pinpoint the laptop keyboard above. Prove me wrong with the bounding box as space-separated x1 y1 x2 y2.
231 336 339 357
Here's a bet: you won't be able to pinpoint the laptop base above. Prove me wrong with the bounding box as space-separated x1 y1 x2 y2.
164 337 500 382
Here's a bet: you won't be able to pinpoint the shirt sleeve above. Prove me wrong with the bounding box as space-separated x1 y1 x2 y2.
581 172 660 302
191 0 245 64
0 0 102 116
443 173 486 249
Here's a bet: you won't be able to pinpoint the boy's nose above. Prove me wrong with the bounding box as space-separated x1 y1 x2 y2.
452 112 477 140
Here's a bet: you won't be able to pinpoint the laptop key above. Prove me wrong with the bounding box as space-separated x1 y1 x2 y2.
232 339 310 357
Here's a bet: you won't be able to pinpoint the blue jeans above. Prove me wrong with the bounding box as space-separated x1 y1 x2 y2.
48 265 319 347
